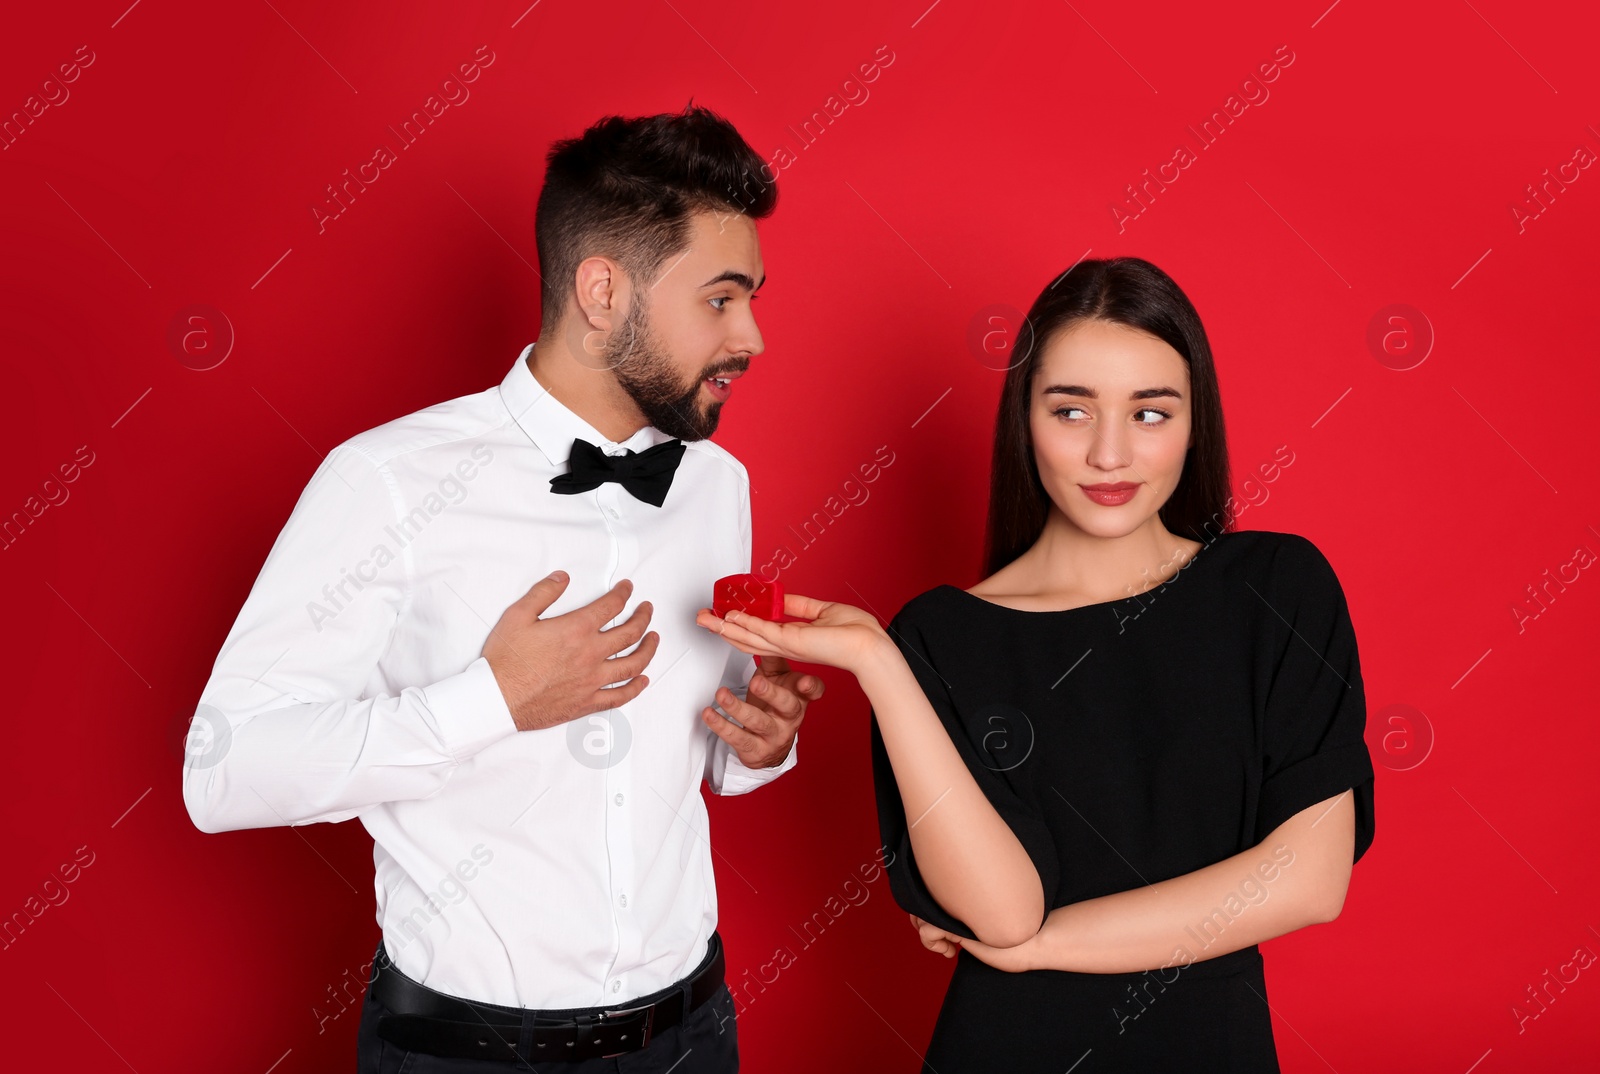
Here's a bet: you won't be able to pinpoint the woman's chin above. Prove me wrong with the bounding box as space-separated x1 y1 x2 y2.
1052 505 1152 540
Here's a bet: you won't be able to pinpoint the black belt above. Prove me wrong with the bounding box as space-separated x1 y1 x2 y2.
371 932 726 1062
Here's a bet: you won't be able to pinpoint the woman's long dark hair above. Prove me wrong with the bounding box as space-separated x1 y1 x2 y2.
982 257 1232 578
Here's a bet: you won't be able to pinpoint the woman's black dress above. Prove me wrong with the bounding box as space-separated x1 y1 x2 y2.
870 530 1376 1072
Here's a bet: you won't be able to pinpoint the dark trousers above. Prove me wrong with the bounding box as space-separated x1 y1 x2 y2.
356 951 740 1074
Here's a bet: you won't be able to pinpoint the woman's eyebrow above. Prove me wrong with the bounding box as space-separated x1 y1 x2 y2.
1040 384 1183 400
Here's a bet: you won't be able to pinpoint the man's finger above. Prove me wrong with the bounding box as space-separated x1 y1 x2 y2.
746 675 804 720
716 687 779 738
517 569 571 617
702 705 767 764
749 653 824 702
763 667 824 703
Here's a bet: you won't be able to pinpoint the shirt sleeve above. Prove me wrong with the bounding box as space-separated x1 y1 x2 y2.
183 444 519 834
1253 534 1376 862
869 607 1061 941
704 648 800 795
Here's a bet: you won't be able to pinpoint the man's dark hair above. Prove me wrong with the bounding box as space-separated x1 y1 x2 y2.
534 104 778 325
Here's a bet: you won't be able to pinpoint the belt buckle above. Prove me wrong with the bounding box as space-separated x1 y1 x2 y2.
598 1000 655 1055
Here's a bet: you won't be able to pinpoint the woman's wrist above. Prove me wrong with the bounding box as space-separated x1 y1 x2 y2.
852 632 906 685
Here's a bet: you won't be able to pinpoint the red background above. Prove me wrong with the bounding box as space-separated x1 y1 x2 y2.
4 1 1598 1070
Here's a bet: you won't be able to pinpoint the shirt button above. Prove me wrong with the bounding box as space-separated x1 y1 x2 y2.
612 980 621 993
606 507 619 519
618 894 627 908
614 793 624 806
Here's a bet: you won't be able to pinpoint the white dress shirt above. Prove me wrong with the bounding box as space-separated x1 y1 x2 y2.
184 344 798 1008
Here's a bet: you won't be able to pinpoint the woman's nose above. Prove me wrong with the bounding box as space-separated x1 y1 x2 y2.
1085 422 1131 470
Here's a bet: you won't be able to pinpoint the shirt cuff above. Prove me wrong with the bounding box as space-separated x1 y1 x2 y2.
422 655 520 762
716 729 799 796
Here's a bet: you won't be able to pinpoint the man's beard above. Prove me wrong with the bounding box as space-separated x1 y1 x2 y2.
602 297 722 442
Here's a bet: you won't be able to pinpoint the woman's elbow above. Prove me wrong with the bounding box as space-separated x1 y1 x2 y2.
973 919 1040 949
1316 880 1351 923
971 894 1045 949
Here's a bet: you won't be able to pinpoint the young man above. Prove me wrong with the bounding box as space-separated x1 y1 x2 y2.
183 105 819 1073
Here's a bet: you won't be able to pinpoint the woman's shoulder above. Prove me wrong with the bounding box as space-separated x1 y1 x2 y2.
1221 528 1347 599
882 584 1003 654
888 584 961 629
1209 527 1327 560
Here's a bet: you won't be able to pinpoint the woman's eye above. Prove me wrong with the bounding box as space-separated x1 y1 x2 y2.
709 296 729 311
1051 405 1170 424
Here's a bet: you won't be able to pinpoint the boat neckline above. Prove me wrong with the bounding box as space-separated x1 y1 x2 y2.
937 533 1234 615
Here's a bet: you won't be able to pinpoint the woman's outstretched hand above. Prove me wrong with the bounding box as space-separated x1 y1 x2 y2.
694 592 890 677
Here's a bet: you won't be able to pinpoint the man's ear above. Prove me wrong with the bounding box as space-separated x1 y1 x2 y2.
573 254 626 332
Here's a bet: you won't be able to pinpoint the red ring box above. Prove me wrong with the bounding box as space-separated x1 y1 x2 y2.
713 574 783 621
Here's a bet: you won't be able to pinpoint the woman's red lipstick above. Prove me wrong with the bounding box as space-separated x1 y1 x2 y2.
1080 481 1140 506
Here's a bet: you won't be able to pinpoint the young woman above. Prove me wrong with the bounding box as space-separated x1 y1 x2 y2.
695 257 1375 1071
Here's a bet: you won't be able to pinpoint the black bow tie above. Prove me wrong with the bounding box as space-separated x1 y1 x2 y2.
549 437 687 507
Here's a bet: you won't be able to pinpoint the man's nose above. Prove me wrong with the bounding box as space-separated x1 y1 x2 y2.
734 320 764 361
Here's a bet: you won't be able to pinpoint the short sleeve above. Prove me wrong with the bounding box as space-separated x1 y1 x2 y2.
1254 535 1376 862
869 607 1061 941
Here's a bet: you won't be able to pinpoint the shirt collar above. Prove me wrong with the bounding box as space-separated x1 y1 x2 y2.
499 343 678 468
